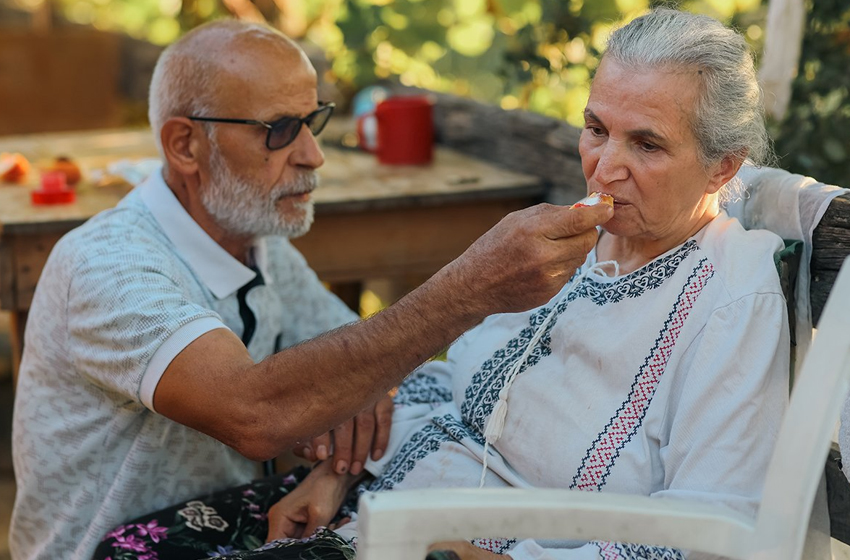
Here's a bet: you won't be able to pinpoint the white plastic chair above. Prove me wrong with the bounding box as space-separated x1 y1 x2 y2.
357 258 850 560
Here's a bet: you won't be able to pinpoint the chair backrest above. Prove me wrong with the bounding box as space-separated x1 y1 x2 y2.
752 258 850 560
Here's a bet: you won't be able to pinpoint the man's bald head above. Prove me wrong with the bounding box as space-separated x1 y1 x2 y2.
148 19 314 157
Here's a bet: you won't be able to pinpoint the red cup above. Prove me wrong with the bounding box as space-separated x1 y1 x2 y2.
31 171 75 205
362 96 434 165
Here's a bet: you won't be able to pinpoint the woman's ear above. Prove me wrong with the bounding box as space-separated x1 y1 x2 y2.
160 117 202 176
706 153 746 195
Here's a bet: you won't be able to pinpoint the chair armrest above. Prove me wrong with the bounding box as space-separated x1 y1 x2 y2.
357 488 755 560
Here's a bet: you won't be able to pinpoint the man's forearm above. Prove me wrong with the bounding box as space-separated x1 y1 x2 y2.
157 203 612 461
247 265 482 457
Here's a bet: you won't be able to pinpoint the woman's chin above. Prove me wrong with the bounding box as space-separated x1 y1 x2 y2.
600 220 637 239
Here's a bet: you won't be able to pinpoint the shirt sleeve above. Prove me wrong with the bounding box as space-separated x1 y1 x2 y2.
507 293 789 560
66 243 225 408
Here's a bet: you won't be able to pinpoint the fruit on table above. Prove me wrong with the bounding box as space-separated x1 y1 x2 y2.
49 156 82 186
0 152 31 183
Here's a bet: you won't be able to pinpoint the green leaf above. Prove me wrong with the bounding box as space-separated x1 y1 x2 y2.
242 534 264 550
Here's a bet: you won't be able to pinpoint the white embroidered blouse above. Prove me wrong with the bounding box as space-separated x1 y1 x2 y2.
343 212 790 560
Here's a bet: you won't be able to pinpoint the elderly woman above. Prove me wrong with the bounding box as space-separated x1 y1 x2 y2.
98 8 788 560
251 9 788 560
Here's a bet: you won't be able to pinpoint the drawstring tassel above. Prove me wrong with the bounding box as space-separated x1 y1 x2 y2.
484 396 509 444
476 258 620 488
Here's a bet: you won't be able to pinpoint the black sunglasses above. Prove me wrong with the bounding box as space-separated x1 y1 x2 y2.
188 102 335 150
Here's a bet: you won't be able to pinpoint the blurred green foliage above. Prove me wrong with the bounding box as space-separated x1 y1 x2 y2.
318 0 766 127
769 0 850 185
5 0 847 183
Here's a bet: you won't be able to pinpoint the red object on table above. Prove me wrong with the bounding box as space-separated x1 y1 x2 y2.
370 96 434 166
31 171 76 205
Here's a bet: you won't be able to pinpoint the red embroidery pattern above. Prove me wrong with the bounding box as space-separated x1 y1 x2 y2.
597 541 622 560
471 538 517 554
572 259 715 492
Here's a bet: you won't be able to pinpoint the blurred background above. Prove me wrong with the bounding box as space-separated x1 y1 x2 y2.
0 1 849 558
0 0 848 184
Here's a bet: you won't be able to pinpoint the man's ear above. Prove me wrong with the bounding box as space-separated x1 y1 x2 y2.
706 153 746 195
160 117 203 175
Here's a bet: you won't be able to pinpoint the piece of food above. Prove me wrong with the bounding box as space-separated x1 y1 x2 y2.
49 156 82 186
570 191 614 209
0 152 31 183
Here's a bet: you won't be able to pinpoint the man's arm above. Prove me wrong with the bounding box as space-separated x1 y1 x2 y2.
153 203 612 461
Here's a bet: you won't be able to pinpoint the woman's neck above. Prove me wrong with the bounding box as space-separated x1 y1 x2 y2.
596 209 719 276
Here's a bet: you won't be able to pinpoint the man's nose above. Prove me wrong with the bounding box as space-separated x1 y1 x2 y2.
289 125 325 169
595 141 629 184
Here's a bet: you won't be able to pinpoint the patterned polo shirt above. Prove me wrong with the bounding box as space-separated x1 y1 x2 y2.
10 169 357 560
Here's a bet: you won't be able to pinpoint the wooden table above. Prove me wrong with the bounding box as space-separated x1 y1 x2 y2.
0 127 545 378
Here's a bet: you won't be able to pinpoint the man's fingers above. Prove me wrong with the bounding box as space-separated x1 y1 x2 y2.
292 444 314 461
331 420 354 474
351 411 375 475
311 433 332 461
371 395 394 461
542 203 613 240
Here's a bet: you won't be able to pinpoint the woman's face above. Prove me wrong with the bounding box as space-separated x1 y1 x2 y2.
579 58 732 244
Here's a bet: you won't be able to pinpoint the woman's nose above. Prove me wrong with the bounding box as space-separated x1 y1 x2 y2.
594 141 629 184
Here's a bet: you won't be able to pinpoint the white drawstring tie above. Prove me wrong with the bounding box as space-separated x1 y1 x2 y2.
478 259 620 487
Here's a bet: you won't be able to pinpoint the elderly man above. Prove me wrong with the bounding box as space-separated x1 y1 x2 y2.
9 20 610 560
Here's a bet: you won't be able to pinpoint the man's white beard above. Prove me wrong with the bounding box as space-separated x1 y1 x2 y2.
201 145 316 239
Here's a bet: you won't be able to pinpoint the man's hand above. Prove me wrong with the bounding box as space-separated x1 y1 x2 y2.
154 203 609 466
294 393 394 475
427 541 509 560
265 461 355 542
444 203 612 318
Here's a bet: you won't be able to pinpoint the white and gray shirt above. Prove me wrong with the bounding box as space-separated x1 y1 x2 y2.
10 170 357 560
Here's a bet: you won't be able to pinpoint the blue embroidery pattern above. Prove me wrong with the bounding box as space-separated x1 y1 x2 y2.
394 370 453 406
576 240 697 306
595 541 687 560
367 414 480 492
461 240 698 436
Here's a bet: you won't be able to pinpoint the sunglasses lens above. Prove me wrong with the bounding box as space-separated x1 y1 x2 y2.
307 106 333 136
268 118 301 150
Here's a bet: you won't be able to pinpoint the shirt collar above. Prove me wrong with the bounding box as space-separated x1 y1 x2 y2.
138 168 271 299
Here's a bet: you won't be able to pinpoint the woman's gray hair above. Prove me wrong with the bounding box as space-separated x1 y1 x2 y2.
604 9 774 171
148 20 293 158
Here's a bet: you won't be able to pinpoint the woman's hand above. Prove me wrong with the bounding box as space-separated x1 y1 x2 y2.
427 541 510 560
265 461 356 542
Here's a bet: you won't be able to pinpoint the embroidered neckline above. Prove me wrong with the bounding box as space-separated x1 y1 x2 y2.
577 239 698 306
461 239 700 437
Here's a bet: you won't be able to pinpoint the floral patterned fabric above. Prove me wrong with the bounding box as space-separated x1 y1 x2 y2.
92 467 354 560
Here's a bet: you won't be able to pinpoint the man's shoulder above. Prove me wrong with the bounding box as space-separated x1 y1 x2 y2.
56 189 173 265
